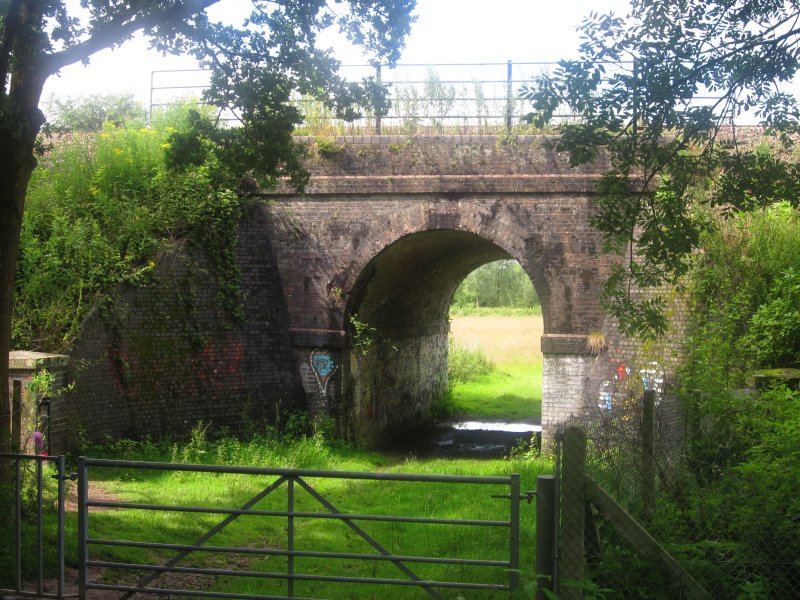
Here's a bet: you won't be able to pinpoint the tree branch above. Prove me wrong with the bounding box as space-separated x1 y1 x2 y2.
43 0 220 75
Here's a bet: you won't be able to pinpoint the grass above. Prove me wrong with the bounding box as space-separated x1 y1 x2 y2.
3 432 550 599
4 312 548 596
448 314 543 422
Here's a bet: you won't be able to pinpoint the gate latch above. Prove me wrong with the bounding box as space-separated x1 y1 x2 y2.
492 490 536 504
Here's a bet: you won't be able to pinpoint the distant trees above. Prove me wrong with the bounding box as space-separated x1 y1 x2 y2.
451 260 539 310
44 93 147 131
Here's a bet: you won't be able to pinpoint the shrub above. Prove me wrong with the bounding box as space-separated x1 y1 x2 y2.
447 337 494 383
13 113 244 350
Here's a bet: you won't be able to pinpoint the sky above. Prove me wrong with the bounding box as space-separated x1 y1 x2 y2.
41 0 631 109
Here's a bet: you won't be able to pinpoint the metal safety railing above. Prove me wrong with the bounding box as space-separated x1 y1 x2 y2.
0 453 76 600
149 60 585 133
76 458 528 599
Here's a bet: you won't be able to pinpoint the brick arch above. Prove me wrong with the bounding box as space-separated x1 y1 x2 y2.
261 138 616 445
331 198 557 336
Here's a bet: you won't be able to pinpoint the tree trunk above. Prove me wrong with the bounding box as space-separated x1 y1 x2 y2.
0 124 40 455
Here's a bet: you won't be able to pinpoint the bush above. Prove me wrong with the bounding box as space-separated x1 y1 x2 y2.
660 201 800 597
13 112 244 350
447 337 494 383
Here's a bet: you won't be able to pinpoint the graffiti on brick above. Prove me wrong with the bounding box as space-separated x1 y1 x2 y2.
310 350 338 398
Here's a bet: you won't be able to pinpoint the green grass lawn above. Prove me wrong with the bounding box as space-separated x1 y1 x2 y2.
3 432 550 598
450 361 542 421
5 434 549 599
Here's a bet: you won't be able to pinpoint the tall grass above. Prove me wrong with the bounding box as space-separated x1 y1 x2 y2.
448 337 494 384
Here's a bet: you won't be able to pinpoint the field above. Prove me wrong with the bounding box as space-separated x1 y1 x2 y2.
448 314 544 422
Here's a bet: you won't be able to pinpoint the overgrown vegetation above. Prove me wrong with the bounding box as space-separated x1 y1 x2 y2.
648 203 800 598
447 337 494 384
12 107 246 351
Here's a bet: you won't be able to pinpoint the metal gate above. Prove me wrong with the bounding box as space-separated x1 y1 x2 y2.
0 452 75 599
75 458 531 599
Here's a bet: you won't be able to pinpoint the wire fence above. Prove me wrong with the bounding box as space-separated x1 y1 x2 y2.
554 389 800 599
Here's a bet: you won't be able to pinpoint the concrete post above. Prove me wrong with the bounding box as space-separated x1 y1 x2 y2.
8 351 70 453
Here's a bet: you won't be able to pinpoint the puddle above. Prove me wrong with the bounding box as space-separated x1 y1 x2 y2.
379 420 541 460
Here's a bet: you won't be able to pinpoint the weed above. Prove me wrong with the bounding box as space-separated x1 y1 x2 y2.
314 137 345 158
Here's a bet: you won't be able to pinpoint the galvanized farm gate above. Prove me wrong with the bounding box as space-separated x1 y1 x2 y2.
74 459 534 599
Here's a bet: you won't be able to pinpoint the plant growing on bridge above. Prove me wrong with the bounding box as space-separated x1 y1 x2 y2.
522 0 800 338
0 0 416 456
348 314 377 356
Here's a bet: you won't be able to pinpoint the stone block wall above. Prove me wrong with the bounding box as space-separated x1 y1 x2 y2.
342 333 448 447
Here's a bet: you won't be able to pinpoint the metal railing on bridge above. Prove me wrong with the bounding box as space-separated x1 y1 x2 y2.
149 60 597 135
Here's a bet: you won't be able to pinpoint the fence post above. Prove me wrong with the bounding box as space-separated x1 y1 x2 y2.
535 475 556 600
375 63 382 135
641 390 656 520
77 457 88 600
560 426 586 600
57 455 66 600
288 477 295 598
505 59 513 133
509 473 521 592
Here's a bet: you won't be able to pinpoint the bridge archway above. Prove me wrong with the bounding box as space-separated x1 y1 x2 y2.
340 229 543 445
262 137 614 446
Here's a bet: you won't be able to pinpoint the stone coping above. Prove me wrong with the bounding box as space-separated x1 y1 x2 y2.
9 350 70 371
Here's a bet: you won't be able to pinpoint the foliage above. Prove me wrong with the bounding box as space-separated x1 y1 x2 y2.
447 336 494 383
522 1 800 338
743 268 800 367
640 203 800 597
12 112 246 350
44 93 147 131
654 386 800 598
393 67 457 133
0 0 416 456
679 202 800 392
348 314 377 356
451 260 539 310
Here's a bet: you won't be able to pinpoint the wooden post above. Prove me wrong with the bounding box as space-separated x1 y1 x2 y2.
535 475 556 600
560 426 586 599
641 390 656 520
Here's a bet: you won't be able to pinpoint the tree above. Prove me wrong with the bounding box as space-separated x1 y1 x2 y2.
0 0 415 454
451 260 539 309
522 0 800 338
44 92 147 131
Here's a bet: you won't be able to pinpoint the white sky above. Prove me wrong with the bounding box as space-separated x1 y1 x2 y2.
42 0 632 107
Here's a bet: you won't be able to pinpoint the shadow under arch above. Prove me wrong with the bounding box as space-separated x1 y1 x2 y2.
340 229 543 446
